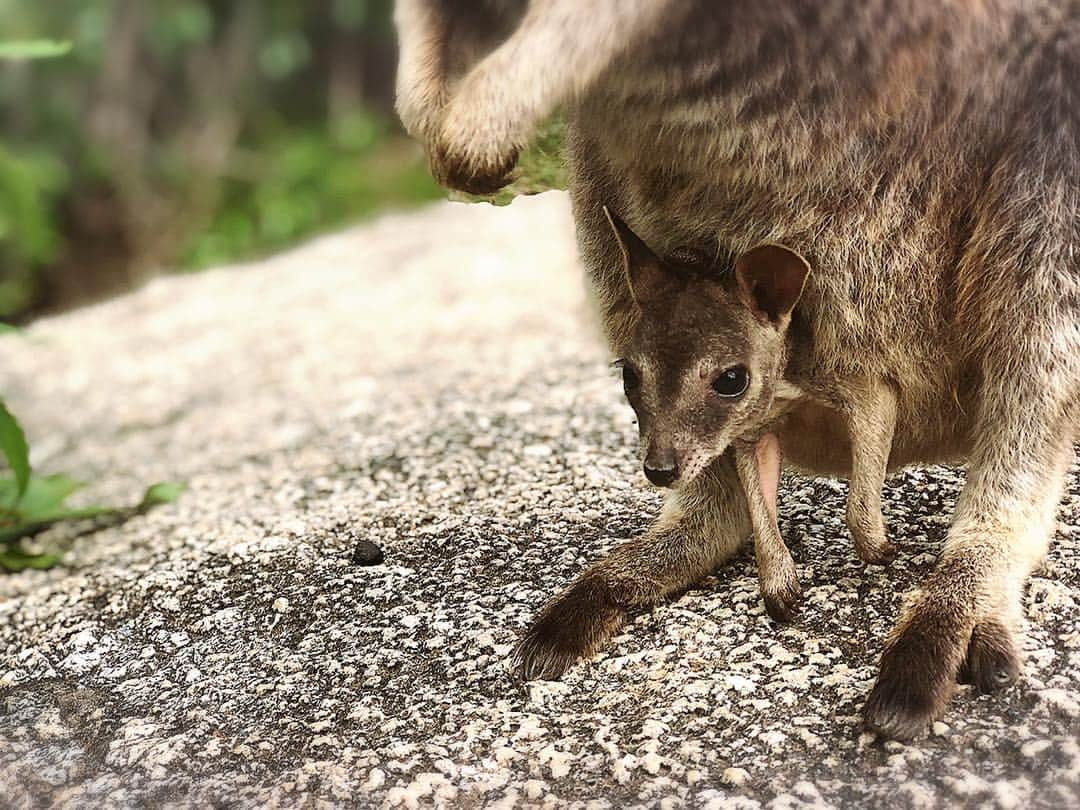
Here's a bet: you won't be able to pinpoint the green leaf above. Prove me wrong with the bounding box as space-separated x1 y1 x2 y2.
0 323 20 336
0 399 31 504
139 481 186 508
0 474 81 521
0 476 186 549
0 41 73 60
0 546 60 571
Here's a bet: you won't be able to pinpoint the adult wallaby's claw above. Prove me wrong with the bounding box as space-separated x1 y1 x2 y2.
956 619 1020 693
513 580 626 681
863 662 950 741
863 687 936 742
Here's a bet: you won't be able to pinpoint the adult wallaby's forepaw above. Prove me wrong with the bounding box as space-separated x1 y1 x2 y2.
430 143 519 195
863 610 964 740
430 80 522 194
763 578 802 624
956 619 1020 694
513 581 625 681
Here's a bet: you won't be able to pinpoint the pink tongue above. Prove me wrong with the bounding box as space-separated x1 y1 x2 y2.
754 433 781 522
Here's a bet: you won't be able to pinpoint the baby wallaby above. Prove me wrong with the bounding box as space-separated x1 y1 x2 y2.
604 208 898 620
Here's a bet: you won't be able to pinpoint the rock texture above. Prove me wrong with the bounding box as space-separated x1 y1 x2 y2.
0 193 1077 809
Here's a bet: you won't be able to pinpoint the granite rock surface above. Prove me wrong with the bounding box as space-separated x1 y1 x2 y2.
0 193 1077 808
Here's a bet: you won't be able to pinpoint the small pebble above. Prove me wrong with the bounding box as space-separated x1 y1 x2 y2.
352 539 385 566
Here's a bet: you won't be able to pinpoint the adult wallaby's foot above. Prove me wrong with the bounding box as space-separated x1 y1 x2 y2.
956 618 1020 694
862 596 967 741
864 614 1021 739
865 427 1071 740
514 576 626 681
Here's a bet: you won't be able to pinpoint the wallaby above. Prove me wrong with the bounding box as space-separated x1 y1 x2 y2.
395 0 1080 740
603 209 898 621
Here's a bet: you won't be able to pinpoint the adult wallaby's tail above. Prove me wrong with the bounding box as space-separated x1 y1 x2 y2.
394 0 677 194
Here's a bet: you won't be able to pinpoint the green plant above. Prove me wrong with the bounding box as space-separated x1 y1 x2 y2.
0 396 184 571
0 3 431 321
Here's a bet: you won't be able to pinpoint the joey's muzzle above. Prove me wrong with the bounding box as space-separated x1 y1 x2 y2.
643 447 679 487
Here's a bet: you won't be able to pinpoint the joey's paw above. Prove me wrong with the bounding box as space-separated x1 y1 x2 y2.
957 619 1020 694
857 538 898 566
849 516 898 566
762 578 802 624
512 582 626 682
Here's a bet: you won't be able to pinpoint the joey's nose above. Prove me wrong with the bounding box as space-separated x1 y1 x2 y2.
643 449 679 487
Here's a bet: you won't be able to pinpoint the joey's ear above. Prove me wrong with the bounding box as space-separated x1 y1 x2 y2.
735 244 811 326
603 206 670 307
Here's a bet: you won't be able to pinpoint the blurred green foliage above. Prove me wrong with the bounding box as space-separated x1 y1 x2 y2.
0 0 446 320
182 114 441 270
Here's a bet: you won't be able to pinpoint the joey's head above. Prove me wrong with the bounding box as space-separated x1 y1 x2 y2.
604 208 810 489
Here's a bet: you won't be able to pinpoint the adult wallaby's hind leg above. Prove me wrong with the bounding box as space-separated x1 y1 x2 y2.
514 451 751 681
864 361 1075 739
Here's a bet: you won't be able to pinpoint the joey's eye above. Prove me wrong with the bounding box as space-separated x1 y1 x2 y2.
711 366 749 398
618 362 640 393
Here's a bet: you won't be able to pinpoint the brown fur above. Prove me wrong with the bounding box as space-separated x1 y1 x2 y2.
396 0 1080 740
